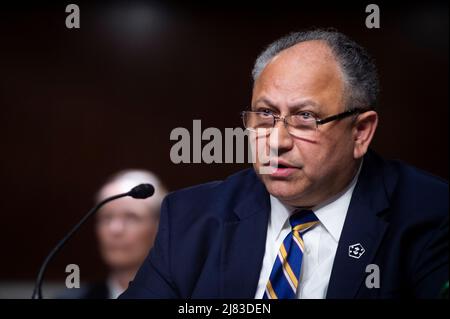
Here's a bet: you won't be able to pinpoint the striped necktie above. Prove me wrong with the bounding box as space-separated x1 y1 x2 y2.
263 209 319 299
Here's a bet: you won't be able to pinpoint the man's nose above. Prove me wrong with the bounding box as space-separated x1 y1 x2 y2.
269 119 294 152
109 218 125 234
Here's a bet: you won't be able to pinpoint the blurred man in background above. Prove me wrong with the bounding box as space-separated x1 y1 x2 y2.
59 169 167 299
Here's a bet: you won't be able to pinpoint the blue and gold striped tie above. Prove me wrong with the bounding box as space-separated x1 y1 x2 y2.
263 209 319 299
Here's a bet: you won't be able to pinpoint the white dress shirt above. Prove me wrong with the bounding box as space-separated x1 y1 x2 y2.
254 164 362 299
107 277 125 299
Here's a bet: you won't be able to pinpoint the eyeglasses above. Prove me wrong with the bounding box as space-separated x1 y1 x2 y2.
241 108 371 139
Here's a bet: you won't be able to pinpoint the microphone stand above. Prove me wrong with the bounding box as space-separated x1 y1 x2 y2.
31 192 129 299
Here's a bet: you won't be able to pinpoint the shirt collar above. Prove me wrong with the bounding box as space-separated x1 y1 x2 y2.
269 159 363 243
269 195 294 237
107 276 125 299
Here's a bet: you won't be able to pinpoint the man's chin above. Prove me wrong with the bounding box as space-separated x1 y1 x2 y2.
264 180 301 201
104 255 139 268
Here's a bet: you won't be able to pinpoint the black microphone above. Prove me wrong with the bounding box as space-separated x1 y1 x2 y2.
31 183 155 299
128 183 155 199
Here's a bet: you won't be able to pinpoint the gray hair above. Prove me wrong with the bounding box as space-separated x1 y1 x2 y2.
96 169 168 218
252 28 379 110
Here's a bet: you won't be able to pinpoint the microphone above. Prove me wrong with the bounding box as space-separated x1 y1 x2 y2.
128 183 155 199
31 183 155 299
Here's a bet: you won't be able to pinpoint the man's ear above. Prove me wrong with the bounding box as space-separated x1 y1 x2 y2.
353 110 378 159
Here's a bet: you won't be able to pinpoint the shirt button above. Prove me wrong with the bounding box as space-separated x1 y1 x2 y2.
305 248 310 254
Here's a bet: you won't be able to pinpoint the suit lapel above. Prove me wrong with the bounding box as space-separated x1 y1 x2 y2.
220 173 270 298
326 151 396 298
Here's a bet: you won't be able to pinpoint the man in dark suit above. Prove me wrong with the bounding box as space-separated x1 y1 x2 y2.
120 29 448 299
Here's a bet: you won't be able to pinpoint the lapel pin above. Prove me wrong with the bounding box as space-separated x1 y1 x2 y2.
348 243 365 259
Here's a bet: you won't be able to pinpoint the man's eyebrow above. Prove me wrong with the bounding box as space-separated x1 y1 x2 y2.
289 100 320 109
252 97 277 108
253 97 320 109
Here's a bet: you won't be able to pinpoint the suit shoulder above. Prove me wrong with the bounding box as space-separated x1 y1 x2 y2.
386 158 448 221
166 168 256 199
162 168 259 219
390 159 448 193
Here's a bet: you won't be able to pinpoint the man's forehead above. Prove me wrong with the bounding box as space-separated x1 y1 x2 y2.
97 196 151 217
98 182 133 199
98 182 155 207
252 40 344 107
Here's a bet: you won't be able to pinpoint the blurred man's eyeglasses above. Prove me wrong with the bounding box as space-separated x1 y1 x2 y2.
241 108 372 139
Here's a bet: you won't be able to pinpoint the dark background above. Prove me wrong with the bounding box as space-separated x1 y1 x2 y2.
0 0 448 285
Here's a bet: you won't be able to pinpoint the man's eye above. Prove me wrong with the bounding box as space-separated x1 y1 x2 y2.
257 109 274 117
98 214 113 224
298 111 314 119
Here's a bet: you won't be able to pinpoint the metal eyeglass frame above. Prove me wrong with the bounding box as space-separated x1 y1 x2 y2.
241 107 373 131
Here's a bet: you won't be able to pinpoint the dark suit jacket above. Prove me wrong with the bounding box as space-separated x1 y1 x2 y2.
120 150 448 299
